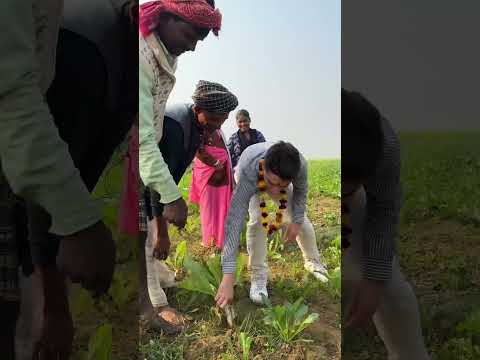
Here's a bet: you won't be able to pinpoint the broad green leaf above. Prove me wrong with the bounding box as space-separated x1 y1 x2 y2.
240 332 252 360
70 288 94 318
109 272 129 308
174 240 188 269
178 256 216 297
293 303 309 325
301 312 319 326
262 297 319 343
178 274 215 297
331 235 341 249
87 324 112 360
456 310 480 336
206 255 223 288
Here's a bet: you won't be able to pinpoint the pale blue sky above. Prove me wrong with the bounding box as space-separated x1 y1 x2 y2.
168 0 341 159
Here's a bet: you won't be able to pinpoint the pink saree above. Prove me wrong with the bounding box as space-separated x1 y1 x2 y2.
189 145 233 249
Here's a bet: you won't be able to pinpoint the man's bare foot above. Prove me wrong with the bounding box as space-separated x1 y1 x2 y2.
154 306 188 334
140 307 183 335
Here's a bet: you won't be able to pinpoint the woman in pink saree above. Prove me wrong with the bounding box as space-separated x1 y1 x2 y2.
189 129 233 249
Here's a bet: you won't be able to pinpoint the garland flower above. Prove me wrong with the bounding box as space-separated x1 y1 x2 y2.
258 160 288 235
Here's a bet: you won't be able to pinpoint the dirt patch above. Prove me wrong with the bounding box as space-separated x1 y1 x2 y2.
399 219 479 296
342 219 480 359
184 335 230 359
309 198 340 227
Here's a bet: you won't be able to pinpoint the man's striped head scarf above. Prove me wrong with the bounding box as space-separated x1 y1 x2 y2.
139 0 222 37
192 80 239 114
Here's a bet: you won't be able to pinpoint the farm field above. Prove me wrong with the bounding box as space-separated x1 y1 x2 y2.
69 148 139 360
140 160 341 360
67 132 480 359
342 132 480 359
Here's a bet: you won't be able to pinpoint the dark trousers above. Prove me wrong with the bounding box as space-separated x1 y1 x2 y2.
143 117 197 220
0 300 20 360
29 27 135 265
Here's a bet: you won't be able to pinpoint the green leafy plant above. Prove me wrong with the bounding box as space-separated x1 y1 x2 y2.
179 253 246 295
70 288 95 318
86 324 113 360
108 269 138 309
456 309 480 338
323 235 340 270
178 253 247 327
166 240 188 279
239 332 253 360
267 232 285 262
261 295 319 343
438 337 480 360
325 266 341 299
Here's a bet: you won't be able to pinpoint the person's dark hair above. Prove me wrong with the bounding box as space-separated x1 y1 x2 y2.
236 109 250 120
342 88 384 181
194 25 210 38
264 141 301 181
206 0 215 7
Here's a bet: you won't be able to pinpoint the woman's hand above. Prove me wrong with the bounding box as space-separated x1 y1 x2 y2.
208 163 228 187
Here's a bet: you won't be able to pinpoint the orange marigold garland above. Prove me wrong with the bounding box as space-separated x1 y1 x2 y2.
258 160 288 235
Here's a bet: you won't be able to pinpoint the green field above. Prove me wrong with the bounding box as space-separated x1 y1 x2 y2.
343 132 480 359
66 158 341 359
69 147 139 360
66 131 480 359
141 160 341 360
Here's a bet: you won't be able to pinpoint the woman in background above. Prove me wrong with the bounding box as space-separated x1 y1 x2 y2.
227 109 266 171
189 120 233 250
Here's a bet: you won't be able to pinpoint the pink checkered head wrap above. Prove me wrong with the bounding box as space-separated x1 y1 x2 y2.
139 0 222 37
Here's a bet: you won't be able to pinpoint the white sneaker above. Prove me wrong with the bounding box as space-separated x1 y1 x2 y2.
305 261 329 283
249 273 268 305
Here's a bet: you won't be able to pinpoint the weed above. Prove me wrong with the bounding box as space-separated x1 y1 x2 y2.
261 295 319 343
239 332 253 360
140 337 185 360
166 240 188 279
